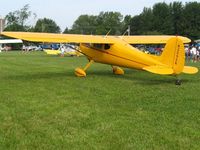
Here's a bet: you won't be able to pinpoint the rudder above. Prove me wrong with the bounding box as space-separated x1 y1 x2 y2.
160 37 185 74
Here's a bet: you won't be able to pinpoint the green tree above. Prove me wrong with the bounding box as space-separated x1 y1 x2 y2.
130 15 143 35
183 2 200 40
5 12 18 26
4 4 34 31
63 27 69 33
70 12 123 35
128 1 200 38
152 2 173 34
95 12 123 35
129 7 162 35
4 23 25 31
121 15 132 34
34 18 61 33
139 7 155 34
70 15 97 34
17 4 32 26
169 2 184 35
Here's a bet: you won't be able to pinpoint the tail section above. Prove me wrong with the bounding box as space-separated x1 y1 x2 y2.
143 37 198 75
160 37 185 74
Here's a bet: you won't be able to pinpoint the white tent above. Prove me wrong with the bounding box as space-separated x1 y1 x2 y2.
0 39 23 44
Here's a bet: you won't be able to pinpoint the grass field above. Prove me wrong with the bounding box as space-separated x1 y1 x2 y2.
0 51 200 150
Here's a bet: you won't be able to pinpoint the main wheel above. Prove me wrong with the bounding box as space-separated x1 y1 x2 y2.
75 68 86 77
112 66 124 75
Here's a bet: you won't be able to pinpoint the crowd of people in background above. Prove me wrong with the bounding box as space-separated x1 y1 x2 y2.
185 45 200 62
0 45 11 52
135 43 200 63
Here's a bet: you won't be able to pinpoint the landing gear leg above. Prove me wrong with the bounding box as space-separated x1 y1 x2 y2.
75 60 94 77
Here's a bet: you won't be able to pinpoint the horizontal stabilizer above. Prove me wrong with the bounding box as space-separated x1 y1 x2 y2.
182 66 198 74
143 66 174 75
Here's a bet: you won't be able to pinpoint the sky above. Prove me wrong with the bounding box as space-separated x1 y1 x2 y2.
0 0 198 31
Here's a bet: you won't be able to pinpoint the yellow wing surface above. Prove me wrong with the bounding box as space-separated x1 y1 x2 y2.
1 32 191 44
1 32 115 44
121 35 191 44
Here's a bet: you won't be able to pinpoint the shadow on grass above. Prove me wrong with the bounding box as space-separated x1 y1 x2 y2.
0 51 54 58
3 71 72 81
3 68 193 85
89 69 192 85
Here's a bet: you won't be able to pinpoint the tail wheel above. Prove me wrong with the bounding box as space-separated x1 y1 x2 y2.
175 79 181 85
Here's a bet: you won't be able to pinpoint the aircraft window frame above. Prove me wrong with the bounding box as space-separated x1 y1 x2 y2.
93 44 104 50
83 43 111 51
84 43 91 48
104 44 110 50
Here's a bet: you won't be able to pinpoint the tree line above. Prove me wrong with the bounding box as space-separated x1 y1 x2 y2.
4 2 200 40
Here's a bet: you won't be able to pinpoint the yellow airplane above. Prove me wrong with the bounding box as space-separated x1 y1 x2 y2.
44 46 82 56
44 49 81 56
44 49 61 55
1 32 198 85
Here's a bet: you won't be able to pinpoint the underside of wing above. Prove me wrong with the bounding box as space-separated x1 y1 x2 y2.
1 32 115 44
143 65 174 75
120 35 191 44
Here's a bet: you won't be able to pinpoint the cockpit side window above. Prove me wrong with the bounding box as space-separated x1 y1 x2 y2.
84 43 111 51
104 44 110 50
93 44 103 50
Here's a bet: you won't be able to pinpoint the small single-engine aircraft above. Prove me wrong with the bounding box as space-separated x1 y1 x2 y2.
44 49 80 56
44 44 82 56
1 32 198 85
43 49 61 55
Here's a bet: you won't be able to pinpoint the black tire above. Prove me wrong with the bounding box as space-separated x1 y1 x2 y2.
175 79 181 85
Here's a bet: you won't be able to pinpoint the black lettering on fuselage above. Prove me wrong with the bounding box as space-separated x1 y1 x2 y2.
174 45 180 65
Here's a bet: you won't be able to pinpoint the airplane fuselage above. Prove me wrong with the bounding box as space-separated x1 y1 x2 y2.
80 38 164 70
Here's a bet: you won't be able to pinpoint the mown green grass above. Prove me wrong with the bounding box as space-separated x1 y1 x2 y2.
0 51 200 150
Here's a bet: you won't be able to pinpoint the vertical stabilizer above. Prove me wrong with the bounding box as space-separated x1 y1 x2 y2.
160 37 185 74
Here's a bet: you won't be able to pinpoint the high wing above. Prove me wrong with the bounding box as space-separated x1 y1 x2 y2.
120 35 191 44
1 32 115 44
1 32 191 44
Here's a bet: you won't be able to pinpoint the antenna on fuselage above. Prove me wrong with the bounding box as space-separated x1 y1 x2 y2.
104 29 112 38
122 25 130 36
